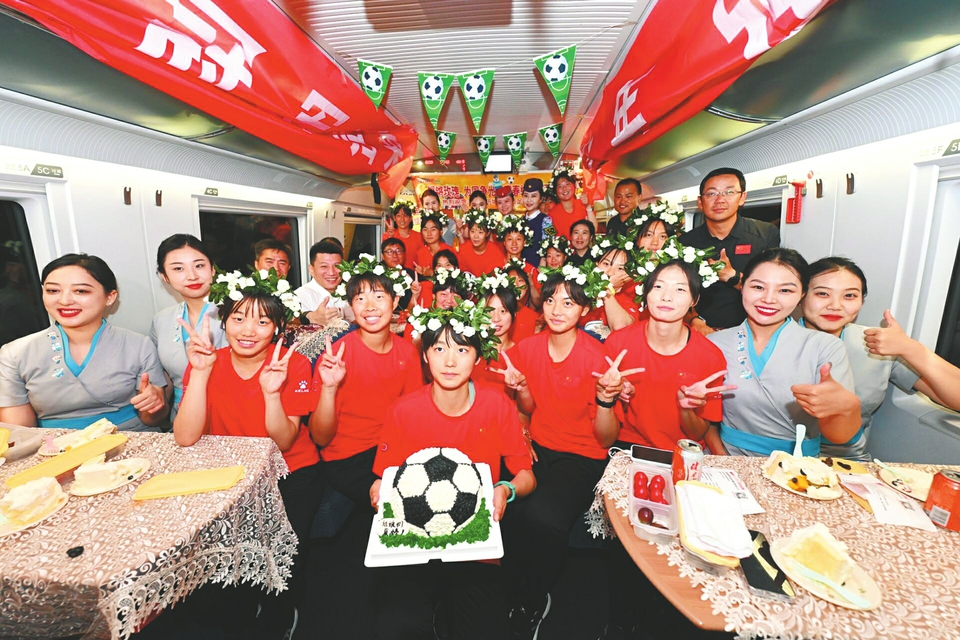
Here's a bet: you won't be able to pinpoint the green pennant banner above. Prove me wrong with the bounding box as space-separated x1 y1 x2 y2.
503 132 527 166
418 72 456 129
456 68 495 132
436 130 457 162
357 59 392 109
538 123 563 158
473 135 496 164
533 45 577 115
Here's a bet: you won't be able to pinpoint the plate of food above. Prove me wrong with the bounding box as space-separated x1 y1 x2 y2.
365 447 503 568
69 455 151 496
0 476 70 537
820 456 869 475
762 451 843 500
37 419 117 456
877 466 933 502
771 523 881 611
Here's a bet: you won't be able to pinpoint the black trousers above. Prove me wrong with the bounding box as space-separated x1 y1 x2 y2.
375 560 508 640
501 442 607 609
321 446 380 508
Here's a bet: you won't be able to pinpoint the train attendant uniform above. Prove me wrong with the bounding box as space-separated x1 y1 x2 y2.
150 302 226 421
708 318 855 456
0 322 166 431
605 320 725 450
458 242 505 277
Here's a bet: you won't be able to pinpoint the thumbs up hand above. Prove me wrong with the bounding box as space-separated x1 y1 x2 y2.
708 248 737 282
790 363 858 419
307 296 339 327
131 372 166 415
863 310 912 357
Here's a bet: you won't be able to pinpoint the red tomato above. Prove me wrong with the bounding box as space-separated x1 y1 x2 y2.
635 484 649 500
649 474 666 491
650 487 663 502
633 472 648 497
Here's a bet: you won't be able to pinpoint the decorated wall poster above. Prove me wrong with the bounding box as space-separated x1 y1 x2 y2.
539 123 563 157
409 172 553 212
456 68 495 132
435 130 457 161
503 132 527 166
534 45 577 115
358 59 392 108
418 72 456 129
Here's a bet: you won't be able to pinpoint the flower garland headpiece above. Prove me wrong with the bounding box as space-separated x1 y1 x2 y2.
334 253 412 299
626 236 722 302
537 261 611 307
408 300 500 361
432 266 477 295
538 234 571 257
498 214 533 241
419 209 446 232
388 201 414 217
588 233 638 260
476 268 520 299
627 200 686 232
209 268 301 321
461 207 502 232
550 165 578 192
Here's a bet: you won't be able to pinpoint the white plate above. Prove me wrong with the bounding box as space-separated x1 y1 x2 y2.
878 467 933 502
0 492 69 537
0 423 45 461
364 463 503 568
771 538 882 610
69 458 152 497
763 453 842 501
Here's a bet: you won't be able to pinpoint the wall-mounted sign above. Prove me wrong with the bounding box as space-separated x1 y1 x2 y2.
204 187 219 196
943 139 960 157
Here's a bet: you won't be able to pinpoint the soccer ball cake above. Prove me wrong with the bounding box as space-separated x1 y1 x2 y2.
392 447 482 537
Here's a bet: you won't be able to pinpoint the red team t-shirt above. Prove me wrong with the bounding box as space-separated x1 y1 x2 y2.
580 285 642 328
472 353 509 390
508 331 610 459
605 320 725 449
548 201 589 240
391 230 424 270
183 347 320 472
319 331 423 461
415 243 454 272
510 305 540 344
373 382 531 483
459 242 506 277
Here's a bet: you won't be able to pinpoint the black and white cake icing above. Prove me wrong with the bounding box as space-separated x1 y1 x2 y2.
391 447 483 537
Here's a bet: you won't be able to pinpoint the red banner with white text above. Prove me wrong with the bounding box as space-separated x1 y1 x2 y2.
580 0 831 170
1 0 418 177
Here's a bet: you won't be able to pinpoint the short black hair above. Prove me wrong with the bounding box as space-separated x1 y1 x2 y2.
421 324 481 362
421 189 442 207
504 265 533 305
391 203 413 219
615 178 642 193
320 236 343 248
469 190 487 205
254 238 291 262
433 249 459 271
381 237 405 254
433 278 471 300
699 167 746 194
541 273 590 308
637 216 678 239
345 272 396 303
743 248 810 292
641 260 703 308
156 234 213 275
309 240 344 264
42 253 118 293
217 292 287 333
570 219 595 237
808 256 868 298
486 289 519 321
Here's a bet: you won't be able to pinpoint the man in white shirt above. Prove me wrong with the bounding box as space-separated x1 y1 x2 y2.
295 239 354 325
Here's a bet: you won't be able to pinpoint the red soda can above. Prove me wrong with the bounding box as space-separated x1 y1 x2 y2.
672 439 704 484
925 470 960 532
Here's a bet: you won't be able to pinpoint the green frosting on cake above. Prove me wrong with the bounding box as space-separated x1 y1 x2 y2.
380 499 491 549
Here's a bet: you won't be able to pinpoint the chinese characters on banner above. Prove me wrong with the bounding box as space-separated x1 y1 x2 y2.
580 0 831 170
408 173 554 211
3 0 418 176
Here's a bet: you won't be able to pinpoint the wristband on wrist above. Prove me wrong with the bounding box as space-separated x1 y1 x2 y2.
595 395 617 409
494 480 516 503
728 270 741 286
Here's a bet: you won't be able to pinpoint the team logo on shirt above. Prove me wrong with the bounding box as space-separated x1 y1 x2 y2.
296 380 310 392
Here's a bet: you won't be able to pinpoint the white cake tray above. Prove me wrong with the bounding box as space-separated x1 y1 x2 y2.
364 462 504 567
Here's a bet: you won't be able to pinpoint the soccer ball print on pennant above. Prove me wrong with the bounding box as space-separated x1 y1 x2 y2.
456 68 495 131
357 59 392 108
418 72 456 128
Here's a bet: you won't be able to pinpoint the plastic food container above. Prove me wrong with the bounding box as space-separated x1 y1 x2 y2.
627 459 678 543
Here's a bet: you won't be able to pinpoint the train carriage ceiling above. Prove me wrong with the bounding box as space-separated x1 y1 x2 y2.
0 0 958 186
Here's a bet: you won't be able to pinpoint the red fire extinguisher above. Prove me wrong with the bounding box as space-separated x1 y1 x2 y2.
786 181 805 224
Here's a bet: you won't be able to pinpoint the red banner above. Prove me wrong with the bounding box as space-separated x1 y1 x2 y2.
1 0 418 177
580 0 831 170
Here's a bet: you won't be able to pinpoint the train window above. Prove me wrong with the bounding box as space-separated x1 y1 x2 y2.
936 235 960 368
344 219 381 262
0 201 47 348
198 211 302 289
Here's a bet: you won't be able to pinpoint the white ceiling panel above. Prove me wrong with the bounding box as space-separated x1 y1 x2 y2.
277 0 648 159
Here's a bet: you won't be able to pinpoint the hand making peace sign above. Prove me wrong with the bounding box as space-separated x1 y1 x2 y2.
179 316 217 372
494 350 527 391
593 350 644 402
677 370 738 409
259 339 299 396
318 334 347 388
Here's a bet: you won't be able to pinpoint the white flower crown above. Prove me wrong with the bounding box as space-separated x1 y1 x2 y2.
462 207 502 232
627 200 686 231
433 266 477 294
408 300 500 360
537 261 611 307
626 237 723 301
334 253 412 299
498 214 534 241
539 234 571 257
209 268 301 320
476 268 520 298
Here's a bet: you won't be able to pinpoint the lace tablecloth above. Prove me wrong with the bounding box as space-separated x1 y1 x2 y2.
0 433 297 640
589 452 960 640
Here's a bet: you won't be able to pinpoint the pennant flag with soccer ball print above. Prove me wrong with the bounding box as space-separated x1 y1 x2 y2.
357 59 392 109
435 130 457 162
539 123 563 158
534 45 576 115
418 72 456 129
473 135 496 164
456 68 495 132
503 132 527 166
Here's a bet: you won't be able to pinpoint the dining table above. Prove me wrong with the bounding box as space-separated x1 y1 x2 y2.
0 431 297 640
590 451 960 640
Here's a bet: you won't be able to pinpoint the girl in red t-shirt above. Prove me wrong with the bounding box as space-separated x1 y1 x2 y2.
504 264 542 342
472 275 520 389
579 242 643 333
414 210 454 278
458 207 505 277
496 267 637 637
370 302 535 640
501 215 542 308
387 202 424 271
539 234 570 271
175 270 321 635
548 168 595 240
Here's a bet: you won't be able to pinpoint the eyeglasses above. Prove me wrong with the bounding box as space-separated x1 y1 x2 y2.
701 189 743 199
383 248 404 256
